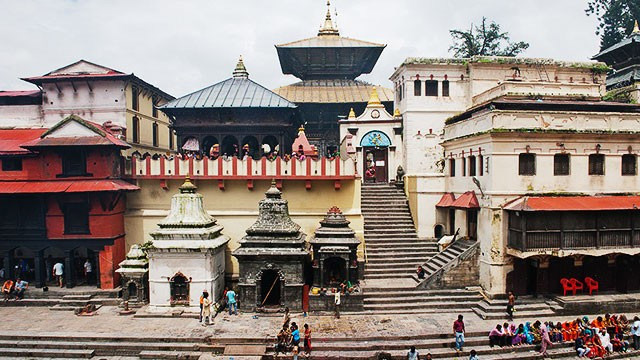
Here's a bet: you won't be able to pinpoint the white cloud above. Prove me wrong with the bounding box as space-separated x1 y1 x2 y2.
0 0 601 97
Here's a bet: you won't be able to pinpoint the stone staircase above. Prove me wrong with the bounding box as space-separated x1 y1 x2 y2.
472 296 562 320
3 287 120 310
413 239 479 288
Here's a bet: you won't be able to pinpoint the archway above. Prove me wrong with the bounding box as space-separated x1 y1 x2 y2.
170 272 190 305
323 257 347 287
260 269 281 307
202 136 219 156
261 135 279 157
360 131 391 183
127 282 138 300
222 135 239 157
241 136 260 159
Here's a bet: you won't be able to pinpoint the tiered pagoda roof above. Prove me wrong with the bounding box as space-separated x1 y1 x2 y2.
592 21 640 89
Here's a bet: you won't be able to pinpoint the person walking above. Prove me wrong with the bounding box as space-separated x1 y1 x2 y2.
334 291 341 319
53 261 64 288
407 345 419 360
201 291 212 325
506 291 515 320
303 323 312 355
539 321 553 356
283 307 291 329
199 290 208 323
226 288 237 315
453 314 466 352
632 316 640 351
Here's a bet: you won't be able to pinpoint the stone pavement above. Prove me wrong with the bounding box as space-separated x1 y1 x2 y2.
1 304 639 340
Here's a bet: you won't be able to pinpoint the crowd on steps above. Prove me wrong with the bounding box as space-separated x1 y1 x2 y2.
486 313 640 358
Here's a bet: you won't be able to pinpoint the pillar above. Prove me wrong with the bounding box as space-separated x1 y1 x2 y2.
94 251 101 289
34 250 44 288
536 256 551 296
64 250 75 288
3 251 13 280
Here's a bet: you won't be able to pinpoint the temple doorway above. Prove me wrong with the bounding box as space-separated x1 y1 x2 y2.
323 257 347 286
467 210 478 240
363 148 388 183
260 270 281 307
170 273 190 305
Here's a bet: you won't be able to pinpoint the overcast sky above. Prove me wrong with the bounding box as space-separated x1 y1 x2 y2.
0 0 601 97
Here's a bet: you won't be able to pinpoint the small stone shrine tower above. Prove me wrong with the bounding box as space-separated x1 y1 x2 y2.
116 244 149 306
147 177 229 309
310 206 361 289
233 180 308 311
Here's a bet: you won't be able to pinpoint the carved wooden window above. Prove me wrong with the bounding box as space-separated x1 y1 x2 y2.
622 154 636 176
554 153 570 176
152 96 158 118
132 116 140 144
478 155 484 176
461 157 466 176
63 202 90 234
413 80 421 96
425 80 438 97
2 158 22 171
518 153 536 176
442 80 450 97
588 154 605 175
169 129 174 150
131 86 139 111
449 158 455 177
468 156 476 176
152 123 159 147
61 150 87 177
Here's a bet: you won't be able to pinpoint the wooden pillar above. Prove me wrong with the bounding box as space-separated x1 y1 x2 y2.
536 256 550 296
34 250 44 288
64 250 75 288
3 251 13 281
94 251 101 289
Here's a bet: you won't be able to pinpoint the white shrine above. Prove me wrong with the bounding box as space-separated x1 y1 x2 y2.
147 177 229 309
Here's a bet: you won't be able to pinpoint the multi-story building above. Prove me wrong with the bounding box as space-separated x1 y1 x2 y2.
1 60 175 155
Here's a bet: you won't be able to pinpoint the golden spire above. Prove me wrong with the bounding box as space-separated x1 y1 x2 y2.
348 107 356 119
394 108 401 118
367 87 383 107
318 0 339 36
634 20 640 34
233 55 249 78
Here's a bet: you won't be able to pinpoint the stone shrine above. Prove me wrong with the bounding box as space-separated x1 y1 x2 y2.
147 177 229 309
115 244 149 307
310 206 361 288
232 181 309 312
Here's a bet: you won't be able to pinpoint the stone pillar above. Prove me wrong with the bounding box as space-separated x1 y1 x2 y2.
34 250 44 288
64 250 75 288
3 252 13 281
318 258 324 288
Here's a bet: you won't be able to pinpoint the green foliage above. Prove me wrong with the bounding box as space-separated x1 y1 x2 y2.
586 0 640 51
449 17 529 58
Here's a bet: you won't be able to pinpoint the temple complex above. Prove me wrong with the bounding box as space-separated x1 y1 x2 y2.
232 181 309 311
161 57 298 158
274 1 394 155
593 21 640 100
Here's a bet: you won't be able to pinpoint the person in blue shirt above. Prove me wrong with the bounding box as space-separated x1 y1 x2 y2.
291 322 300 346
226 288 238 315
14 278 28 300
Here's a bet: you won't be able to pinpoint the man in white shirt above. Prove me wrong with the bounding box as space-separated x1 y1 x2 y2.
632 316 640 351
53 262 64 288
598 328 613 353
334 291 341 319
83 259 92 285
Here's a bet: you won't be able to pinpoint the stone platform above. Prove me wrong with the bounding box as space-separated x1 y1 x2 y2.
552 291 640 315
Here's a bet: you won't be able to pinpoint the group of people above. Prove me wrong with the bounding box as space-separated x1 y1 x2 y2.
275 307 311 359
198 287 238 325
1 278 28 301
406 347 478 360
486 313 640 357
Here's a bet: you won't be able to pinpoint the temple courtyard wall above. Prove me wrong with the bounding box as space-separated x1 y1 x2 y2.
124 178 363 282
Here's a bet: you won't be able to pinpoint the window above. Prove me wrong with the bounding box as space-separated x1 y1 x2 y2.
518 153 536 175
449 158 456 177
478 155 484 176
622 154 637 176
468 155 476 176
152 123 159 147
2 158 22 171
131 86 139 111
152 96 158 118
413 80 421 96
425 80 438 96
132 116 140 144
61 150 87 177
462 157 466 176
63 202 89 234
442 80 450 97
553 153 570 176
169 129 174 150
588 154 605 175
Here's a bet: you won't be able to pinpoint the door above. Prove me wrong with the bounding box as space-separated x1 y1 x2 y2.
363 147 388 183
467 210 478 240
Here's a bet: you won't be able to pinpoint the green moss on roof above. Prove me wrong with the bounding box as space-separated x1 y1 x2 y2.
402 56 607 69
443 128 640 144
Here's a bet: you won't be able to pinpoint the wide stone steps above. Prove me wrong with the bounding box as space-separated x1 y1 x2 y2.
366 261 431 269
363 293 482 305
0 348 94 358
363 273 414 280
365 240 436 247
472 298 561 320
366 251 433 259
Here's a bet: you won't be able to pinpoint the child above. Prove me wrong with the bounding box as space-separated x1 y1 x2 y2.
469 349 479 360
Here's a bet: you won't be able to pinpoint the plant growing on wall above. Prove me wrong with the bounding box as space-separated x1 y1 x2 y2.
449 17 530 58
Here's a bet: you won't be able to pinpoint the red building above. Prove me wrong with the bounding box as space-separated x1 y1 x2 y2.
0 115 137 289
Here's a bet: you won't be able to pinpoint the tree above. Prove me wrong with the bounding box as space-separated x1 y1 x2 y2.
449 17 529 58
586 0 640 51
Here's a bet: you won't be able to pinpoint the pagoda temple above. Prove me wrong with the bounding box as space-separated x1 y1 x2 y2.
161 57 298 158
593 21 640 91
274 1 393 155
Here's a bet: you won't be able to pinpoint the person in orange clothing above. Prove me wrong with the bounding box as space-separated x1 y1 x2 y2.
1 279 13 302
198 290 208 323
591 316 605 331
562 322 573 342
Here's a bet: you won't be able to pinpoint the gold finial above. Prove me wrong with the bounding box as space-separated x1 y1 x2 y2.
318 0 339 36
179 175 197 193
394 108 401 117
298 124 305 133
367 87 382 107
348 107 356 119
233 55 249 78
634 20 640 34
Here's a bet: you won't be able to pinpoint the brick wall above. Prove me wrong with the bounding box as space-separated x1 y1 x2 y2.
428 246 479 289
